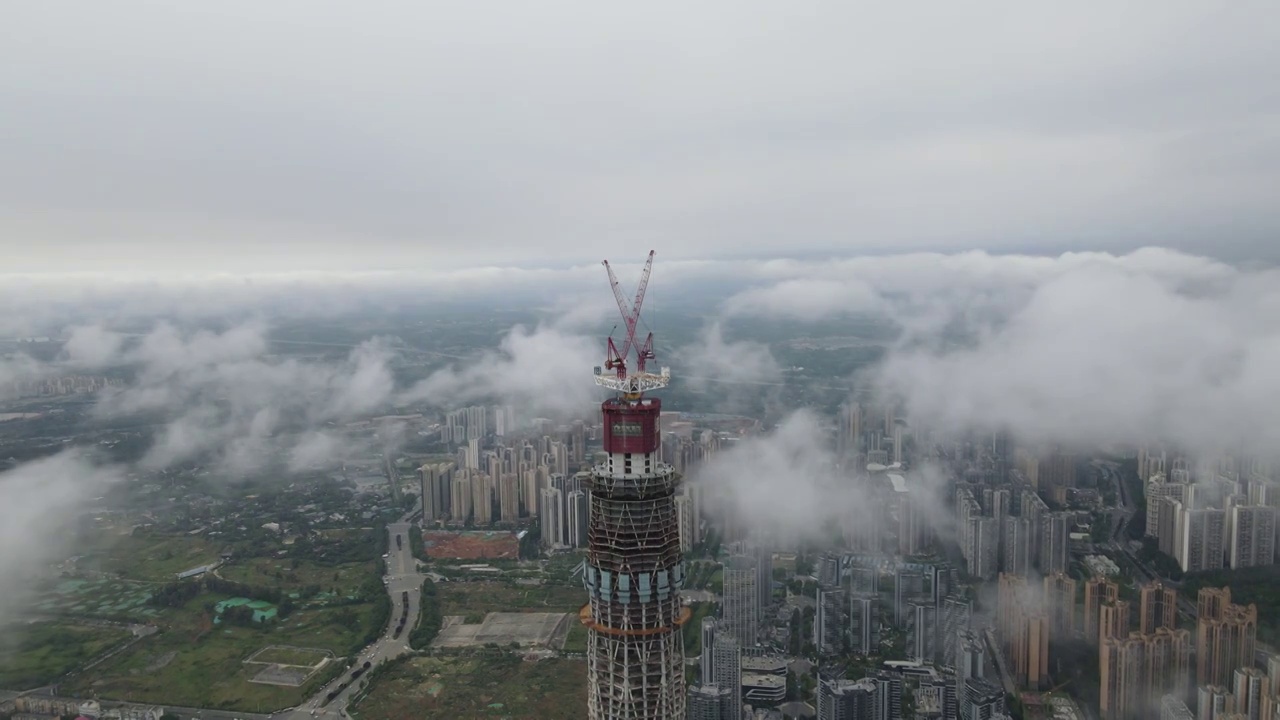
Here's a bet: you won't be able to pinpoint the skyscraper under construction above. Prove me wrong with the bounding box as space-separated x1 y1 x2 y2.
581 251 689 719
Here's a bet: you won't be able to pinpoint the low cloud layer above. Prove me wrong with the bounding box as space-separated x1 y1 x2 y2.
0 452 123 620
402 324 602 418
715 248 1280 455
693 410 951 546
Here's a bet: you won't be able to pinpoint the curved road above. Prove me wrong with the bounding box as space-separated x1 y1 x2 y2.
283 517 425 720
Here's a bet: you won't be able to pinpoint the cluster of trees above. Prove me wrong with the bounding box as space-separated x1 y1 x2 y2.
347 566 391 655
149 580 204 608
409 579 443 649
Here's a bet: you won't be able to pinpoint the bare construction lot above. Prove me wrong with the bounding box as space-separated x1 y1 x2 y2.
433 612 572 649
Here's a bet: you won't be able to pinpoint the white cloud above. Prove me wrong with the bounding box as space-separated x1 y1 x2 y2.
401 324 603 418
0 452 123 620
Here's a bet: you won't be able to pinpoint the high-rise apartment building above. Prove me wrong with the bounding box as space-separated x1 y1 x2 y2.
997 574 1049 690
906 601 937 664
1100 600 1132 643
1232 666 1269 720
1198 685 1231 720
1100 634 1143 720
1001 516 1034 576
539 487 564 548
1140 581 1179 635
1197 587 1259 687
1230 505 1277 569
1085 578 1121 645
1039 512 1070 576
1178 507 1227 573
941 596 973 669
1043 572 1077 641
815 585 846 656
711 634 741 720
1159 694 1195 720
849 593 878 656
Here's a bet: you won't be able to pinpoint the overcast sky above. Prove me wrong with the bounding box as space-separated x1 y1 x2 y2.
2 2 1278 275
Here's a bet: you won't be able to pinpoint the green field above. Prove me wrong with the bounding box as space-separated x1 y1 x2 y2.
62 596 379 711
562 623 587 654
0 621 132 689
352 654 586 719
75 532 223 582
437 582 584 617
32 577 163 621
218 558 370 598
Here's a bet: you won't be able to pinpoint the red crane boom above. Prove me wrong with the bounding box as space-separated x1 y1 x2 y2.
601 250 655 379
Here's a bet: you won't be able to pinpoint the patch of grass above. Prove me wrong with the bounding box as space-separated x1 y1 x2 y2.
437 582 584 617
562 623 587 654
0 621 132 689
351 654 586 719
61 593 378 712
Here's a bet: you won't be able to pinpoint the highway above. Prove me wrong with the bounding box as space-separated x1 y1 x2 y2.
282 515 425 720
1095 460 1198 622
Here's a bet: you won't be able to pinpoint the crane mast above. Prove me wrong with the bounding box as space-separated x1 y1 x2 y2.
595 250 670 397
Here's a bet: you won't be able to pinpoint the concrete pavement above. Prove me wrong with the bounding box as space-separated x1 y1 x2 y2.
282 516 426 720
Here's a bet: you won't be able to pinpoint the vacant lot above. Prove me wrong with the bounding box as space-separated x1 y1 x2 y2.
437 581 584 618
0 621 132 689
352 654 586 719
62 595 378 712
424 531 519 560
248 645 332 667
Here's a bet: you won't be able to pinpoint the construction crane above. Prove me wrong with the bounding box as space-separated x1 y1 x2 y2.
594 250 670 398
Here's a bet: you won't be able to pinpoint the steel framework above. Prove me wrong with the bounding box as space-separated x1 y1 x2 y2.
584 252 687 719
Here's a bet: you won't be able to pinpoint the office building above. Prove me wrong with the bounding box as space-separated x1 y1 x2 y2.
962 678 1005 720
817 677 877 720
688 684 735 720
723 554 760 648
712 634 742 720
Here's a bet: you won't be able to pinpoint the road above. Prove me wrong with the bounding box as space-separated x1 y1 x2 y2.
283 516 425 720
1096 460 1199 623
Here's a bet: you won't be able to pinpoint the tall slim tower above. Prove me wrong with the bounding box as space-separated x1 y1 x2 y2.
582 251 688 719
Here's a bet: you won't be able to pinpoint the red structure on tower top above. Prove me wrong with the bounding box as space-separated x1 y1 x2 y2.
594 250 670 398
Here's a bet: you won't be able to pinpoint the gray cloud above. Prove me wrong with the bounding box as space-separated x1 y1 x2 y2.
2 4 1278 272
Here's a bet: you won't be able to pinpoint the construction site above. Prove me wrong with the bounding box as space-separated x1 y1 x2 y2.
582 251 689 719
